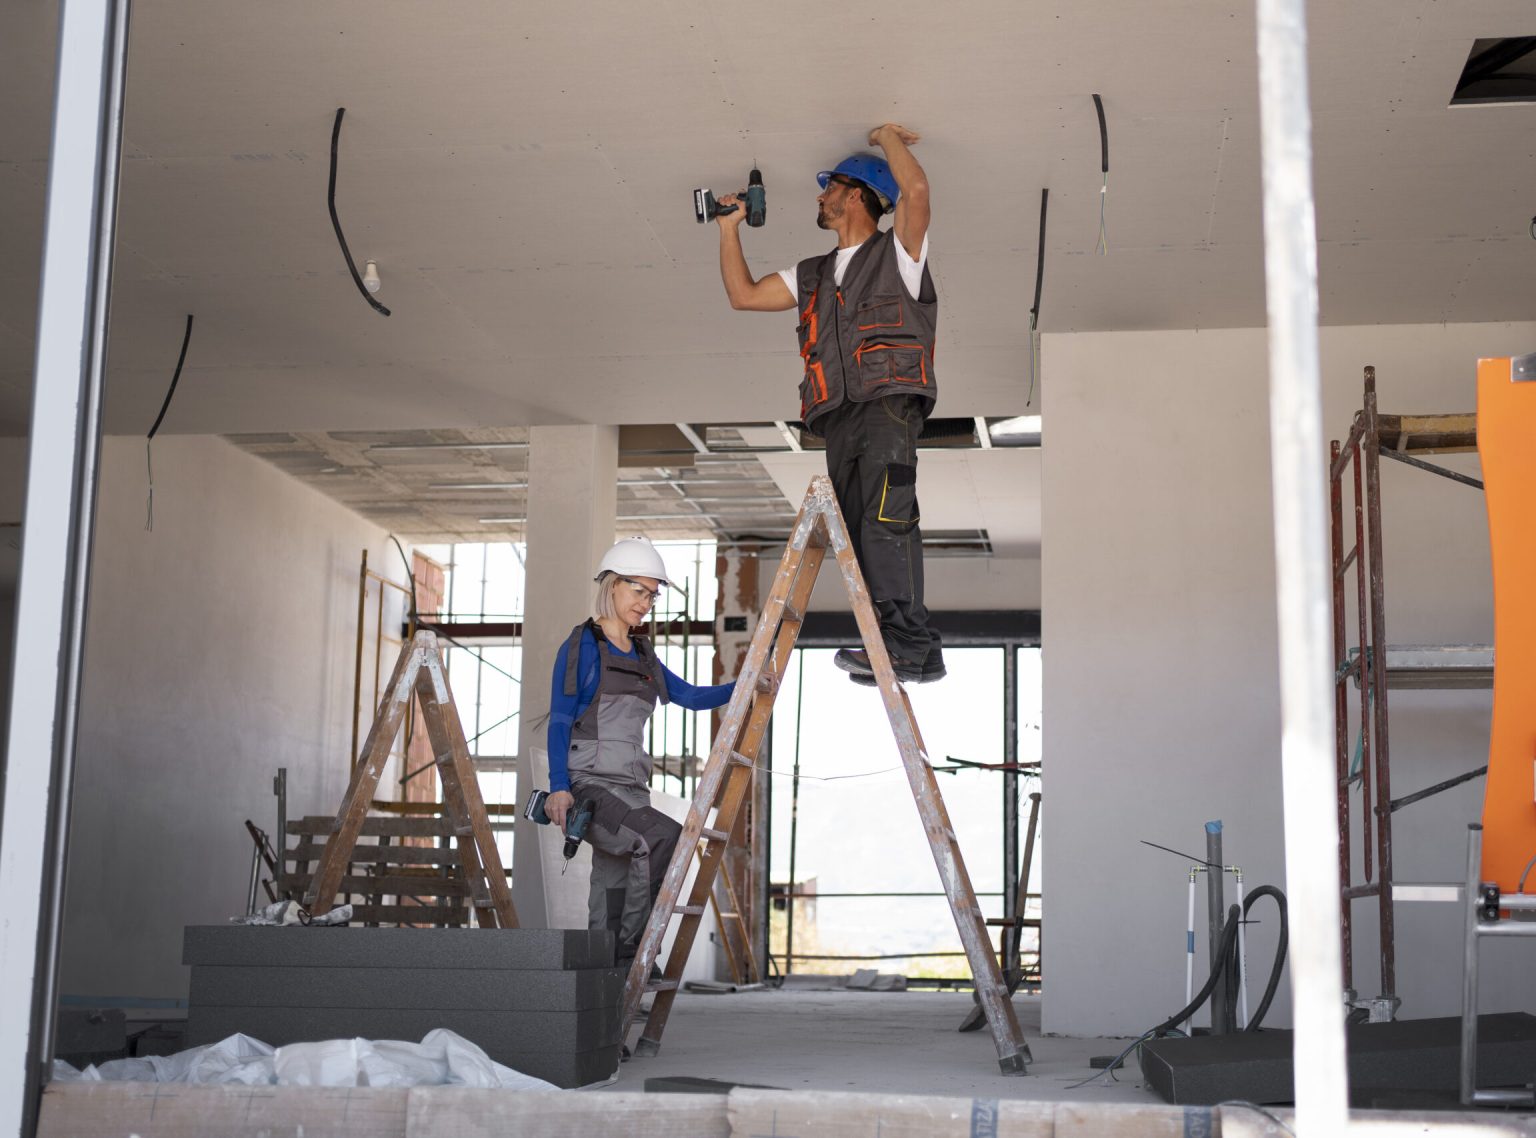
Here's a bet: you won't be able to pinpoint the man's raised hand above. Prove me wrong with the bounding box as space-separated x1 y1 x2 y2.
870 123 921 147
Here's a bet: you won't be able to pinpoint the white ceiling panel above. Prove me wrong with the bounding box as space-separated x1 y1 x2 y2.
1 0 1532 443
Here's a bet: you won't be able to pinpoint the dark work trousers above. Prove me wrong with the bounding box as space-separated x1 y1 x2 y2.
817 394 935 666
573 779 681 962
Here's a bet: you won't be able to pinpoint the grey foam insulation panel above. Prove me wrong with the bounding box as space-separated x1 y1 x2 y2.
183 926 614 970
189 965 622 1011
1139 1013 1536 1105
183 925 624 1088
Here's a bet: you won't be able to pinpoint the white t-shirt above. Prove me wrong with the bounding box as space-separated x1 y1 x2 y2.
776 233 930 302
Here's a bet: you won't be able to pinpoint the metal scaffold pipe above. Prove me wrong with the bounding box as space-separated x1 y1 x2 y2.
1255 0 1351 1130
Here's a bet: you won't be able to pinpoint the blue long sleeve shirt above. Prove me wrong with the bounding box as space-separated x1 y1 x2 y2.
546 629 736 792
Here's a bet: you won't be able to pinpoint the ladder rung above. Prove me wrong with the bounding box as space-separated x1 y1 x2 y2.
473 899 495 908
717 911 741 920
701 827 729 843
647 978 680 992
781 601 804 624
755 672 778 694
674 904 705 916
729 751 755 768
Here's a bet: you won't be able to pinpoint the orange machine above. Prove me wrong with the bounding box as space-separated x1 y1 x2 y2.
1476 353 1536 892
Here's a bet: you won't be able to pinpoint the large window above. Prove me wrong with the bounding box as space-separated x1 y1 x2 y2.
768 645 1042 979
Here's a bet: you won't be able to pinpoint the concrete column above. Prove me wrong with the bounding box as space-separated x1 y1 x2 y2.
512 425 618 928
714 546 762 978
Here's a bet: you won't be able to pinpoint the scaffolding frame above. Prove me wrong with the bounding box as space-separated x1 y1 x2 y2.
1328 365 1482 1017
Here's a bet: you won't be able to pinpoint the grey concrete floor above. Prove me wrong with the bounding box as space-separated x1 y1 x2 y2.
599 984 1161 1104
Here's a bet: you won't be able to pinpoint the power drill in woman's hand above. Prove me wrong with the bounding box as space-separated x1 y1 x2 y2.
524 790 595 859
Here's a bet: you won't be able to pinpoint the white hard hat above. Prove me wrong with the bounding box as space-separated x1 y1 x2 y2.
595 537 670 586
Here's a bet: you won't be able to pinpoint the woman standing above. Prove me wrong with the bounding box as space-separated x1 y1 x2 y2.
543 538 735 967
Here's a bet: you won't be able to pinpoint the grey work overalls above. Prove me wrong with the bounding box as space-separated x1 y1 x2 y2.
560 620 681 962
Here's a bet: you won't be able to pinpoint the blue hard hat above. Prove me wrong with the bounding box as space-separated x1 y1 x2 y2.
817 154 898 214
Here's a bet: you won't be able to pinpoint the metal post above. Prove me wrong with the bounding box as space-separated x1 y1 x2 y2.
1255 0 1351 1127
351 549 367 765
1205 821 1228 1033
1460 824 1481 1106
1001 644 1020 973
273 767 287 895
0 0 132 1132
1362 370 1396 1002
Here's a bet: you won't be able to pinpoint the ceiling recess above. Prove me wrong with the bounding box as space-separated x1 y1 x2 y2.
1451 37 1536 105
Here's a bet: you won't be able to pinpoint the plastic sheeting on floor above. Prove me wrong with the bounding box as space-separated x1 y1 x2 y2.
50 1028 557 1091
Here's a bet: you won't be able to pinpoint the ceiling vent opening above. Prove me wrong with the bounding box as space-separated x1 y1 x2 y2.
1451 37 1536 106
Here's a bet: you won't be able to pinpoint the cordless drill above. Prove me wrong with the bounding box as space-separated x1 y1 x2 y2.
694 167 766 227
523 790 595 859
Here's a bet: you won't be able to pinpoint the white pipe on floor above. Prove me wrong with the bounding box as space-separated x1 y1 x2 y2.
1254 0 1350 1130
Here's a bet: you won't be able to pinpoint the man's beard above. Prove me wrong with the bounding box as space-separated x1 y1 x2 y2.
816 205 834 229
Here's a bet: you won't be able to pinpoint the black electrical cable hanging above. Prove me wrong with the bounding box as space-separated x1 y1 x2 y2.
145 313 195 531
1027 188 1048 406
329 107 390 317
1092 93 1109 255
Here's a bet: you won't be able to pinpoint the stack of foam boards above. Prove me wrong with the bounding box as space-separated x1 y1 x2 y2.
183 926 621 1087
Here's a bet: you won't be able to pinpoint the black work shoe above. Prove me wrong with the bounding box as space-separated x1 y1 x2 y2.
834 648 874 675
849 646 947 686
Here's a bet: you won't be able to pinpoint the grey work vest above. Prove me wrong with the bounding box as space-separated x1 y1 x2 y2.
794 228 939 432
561 620 670 790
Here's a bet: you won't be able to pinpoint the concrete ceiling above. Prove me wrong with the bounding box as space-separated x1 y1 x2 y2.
2 2 1533 444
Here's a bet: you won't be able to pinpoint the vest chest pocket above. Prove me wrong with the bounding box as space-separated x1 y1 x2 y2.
856 295 903 331
853 342 929 396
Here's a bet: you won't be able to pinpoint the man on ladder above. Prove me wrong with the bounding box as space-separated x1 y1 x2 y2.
714 123 944 686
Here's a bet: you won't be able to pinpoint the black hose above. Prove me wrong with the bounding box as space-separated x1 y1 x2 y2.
328 107 391 317
1152 884 1290 1037
1242 885 1289 1030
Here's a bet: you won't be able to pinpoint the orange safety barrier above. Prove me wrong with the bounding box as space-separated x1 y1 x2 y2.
1477 354 1536 891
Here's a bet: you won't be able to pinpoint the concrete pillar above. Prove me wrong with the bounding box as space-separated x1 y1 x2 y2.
512 425 618 928
714 546 762 977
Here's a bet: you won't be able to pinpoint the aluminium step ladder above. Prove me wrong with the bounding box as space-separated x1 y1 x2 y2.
304 630 517 928
621 475 1031 1074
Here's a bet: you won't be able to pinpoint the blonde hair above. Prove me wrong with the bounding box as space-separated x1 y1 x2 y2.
593 571 619 621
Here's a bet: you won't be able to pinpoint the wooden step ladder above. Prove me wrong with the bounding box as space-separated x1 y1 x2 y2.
622 476 1031 1074
304 630 517 928
709 846 761 986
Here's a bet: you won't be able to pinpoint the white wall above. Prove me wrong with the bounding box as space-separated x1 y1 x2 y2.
57 435 399 1001
1041 322 1536 1037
